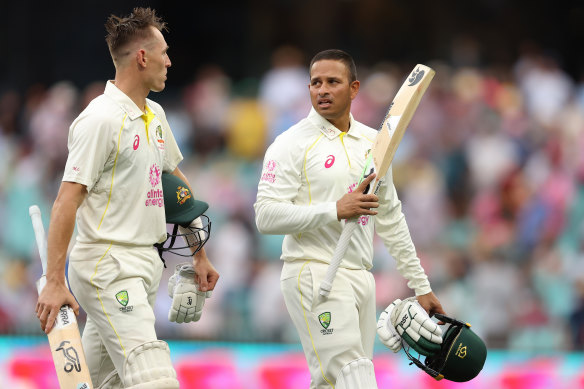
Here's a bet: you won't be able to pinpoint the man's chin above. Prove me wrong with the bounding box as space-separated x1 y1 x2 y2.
150 83 166 93
315 106 335 119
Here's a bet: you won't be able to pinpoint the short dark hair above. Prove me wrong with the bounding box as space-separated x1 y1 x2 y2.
105 7 168 62
309 49 357 82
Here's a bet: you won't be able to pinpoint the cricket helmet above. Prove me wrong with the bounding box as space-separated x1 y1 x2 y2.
155 173 211 258
403 314 487 382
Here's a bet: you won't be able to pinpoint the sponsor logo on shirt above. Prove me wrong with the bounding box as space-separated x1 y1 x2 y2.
145 164 164 207
261 159 277 183
149 164 161 187
325 155 335 168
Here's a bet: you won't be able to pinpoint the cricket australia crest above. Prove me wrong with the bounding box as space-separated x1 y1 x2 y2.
318 312 334 335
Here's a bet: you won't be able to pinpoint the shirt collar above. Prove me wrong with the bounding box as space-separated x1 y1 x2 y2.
104 81 147 121
307 107 358 140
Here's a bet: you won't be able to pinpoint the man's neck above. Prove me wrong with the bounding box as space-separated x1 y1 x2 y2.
328 116 351 133
113 73 149 112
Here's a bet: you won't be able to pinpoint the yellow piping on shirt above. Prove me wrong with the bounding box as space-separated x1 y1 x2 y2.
89 243 126 357
98 114 127 230
304 134 323 206
339 132 351 169
301 134 323 240
298 261 334 388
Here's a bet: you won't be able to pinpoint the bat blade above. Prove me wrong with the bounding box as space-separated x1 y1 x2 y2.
367 64 435 194
29 205 94 389
319 64 435 297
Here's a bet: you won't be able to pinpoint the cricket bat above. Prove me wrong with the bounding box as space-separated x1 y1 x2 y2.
319 64 435 297
30 205 93 389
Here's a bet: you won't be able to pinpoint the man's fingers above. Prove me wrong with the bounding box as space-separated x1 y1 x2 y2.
197 273 209 292
44 309 57 334
357 173 376 192
359 201 379 210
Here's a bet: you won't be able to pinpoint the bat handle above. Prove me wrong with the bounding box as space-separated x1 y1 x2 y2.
29 204 49 274
319 220 359 297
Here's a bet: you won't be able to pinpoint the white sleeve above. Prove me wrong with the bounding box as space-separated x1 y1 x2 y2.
62 114 115 192
375 168 432 296
254 136 338 235
157 107 183 173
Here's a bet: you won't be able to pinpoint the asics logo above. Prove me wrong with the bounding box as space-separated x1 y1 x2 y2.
325 155 335 168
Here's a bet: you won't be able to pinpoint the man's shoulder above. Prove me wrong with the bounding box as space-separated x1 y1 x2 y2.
73 95 125 128
349 119 378 143
277 117 318 141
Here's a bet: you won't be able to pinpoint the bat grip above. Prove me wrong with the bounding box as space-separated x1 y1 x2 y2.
29 205 48 272
319 220 358 296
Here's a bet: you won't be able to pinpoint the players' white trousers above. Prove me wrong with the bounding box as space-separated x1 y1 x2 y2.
68 242 169 387
281 260 377 389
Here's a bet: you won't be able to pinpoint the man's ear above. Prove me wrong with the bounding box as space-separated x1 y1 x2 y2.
137 49 147 68
350 80 360 100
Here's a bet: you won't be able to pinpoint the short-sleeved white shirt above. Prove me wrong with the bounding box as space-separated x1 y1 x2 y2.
63 81 183 246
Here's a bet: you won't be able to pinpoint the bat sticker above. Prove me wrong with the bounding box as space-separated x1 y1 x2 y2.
408 67 425 86
56 340 82 373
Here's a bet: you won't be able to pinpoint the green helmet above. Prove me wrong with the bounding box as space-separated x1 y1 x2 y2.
403 314 487 382
155 173 211 258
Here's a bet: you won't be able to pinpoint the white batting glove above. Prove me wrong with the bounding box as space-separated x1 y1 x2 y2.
377 299 403 353
390 297 443 356
167 263 212 323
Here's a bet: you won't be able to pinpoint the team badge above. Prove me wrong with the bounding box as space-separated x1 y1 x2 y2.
156 125 164 143
319 312 331 329
115 290 129 306
176 186 192 205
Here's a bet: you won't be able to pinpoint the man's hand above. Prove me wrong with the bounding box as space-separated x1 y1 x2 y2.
192 249 219 293
390 297 443 356
336 173 379 220
36 280 79 334
416 291 446 323
168 263 212 323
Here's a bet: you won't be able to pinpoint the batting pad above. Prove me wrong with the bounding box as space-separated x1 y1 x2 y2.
123 340 179 389
335 358 378 389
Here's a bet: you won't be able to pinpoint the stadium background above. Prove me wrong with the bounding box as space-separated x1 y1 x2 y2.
1 0 583 387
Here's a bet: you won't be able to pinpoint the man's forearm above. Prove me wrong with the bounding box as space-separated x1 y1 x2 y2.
45 182 87 284
254 198 337 235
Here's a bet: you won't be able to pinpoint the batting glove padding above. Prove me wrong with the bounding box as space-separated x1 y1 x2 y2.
390 297 443 356
167 263 212 323
377 299 403 353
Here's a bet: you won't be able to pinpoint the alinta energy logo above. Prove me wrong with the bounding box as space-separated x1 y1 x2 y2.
145 164 163 207
318 312 334 335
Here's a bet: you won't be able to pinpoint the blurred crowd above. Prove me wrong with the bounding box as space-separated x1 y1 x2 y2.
1 44 584 353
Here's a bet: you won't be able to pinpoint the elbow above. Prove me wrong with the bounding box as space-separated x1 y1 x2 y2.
254 214 272 235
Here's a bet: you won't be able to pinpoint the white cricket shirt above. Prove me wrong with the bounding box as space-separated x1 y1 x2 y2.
255 108 431 295
63 81 182 246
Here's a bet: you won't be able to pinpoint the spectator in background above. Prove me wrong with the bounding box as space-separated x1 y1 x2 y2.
259 45 312 143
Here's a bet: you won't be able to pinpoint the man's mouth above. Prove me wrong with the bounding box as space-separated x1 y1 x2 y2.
318 99 332 107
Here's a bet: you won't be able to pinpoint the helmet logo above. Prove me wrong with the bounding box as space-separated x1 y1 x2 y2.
176 186 192 205
455 343 467 359
149 164 161 187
